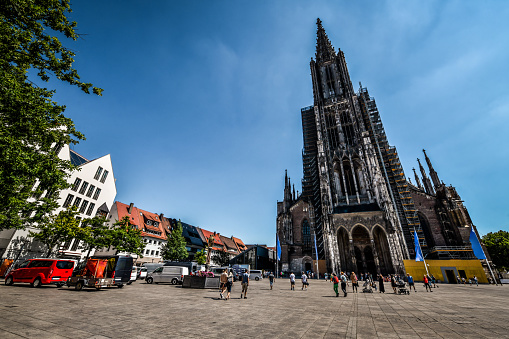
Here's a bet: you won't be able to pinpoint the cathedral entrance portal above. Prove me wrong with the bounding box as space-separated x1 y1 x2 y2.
337 227 355 273
351 226 373 275
373 226 394 276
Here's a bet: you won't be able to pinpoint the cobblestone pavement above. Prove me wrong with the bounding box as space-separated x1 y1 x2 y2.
0 279 508 338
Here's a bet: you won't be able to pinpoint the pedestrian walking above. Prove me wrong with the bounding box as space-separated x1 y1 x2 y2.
424 275 432 292
220 269 228 299
332 273 340 297
350 272 358 293
431 274 437 288
301 272 308 290
378 274 385 293
324 272 328 281
407 273 416 292
290 272 296 290
391 275 397 293
269 271 275 290
473 275 478 286
340 272 348 297
241 269 249 299
225 269 233 300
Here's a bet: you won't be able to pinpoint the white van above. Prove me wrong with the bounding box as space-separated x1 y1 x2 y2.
250 270 263 281
145 266 189 285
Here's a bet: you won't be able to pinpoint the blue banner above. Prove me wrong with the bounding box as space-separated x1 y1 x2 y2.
414 231 424 262
277 235 281 261
469 227 486 260
314 233 319 261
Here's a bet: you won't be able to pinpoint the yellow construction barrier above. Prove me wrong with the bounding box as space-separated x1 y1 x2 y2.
403 259 488 284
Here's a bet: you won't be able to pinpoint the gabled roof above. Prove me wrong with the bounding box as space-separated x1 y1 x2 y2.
114 201 166 241
198 228 225 251
219 235 239 253
232 236 247 251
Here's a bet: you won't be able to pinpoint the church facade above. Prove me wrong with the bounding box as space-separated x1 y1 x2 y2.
276 19 479 276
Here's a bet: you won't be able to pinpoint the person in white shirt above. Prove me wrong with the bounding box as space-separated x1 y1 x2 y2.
290 272 295 290
301 272 308 290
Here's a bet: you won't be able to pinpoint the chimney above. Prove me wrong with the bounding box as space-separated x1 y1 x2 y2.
159 213 164 220
128 203 134 214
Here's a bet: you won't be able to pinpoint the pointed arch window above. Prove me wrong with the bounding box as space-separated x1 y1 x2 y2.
302 220 311 250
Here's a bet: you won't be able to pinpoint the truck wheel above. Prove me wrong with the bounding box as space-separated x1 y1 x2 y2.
171 278 178 285
255 277 260 281
56 282 64 288
75 281 83 291
5 276 13 286
117 284 124 288
31 277 42 288
146 277 153 284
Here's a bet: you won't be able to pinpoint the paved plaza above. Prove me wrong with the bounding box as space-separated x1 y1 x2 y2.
0 279 508 338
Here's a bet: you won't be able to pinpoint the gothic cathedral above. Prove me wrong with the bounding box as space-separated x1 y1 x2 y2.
276 19 479 276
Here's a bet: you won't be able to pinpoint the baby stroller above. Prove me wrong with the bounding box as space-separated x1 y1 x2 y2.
362 279 373 293
396 279 410 295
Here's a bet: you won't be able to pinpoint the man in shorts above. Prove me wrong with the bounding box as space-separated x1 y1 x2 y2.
290 272 295 290
407 273 416 292
301 272 308 290
241 269 249 299
269 271 275 290
220 269 228 299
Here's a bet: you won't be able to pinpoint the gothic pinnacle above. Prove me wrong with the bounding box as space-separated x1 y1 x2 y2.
315 18 336 64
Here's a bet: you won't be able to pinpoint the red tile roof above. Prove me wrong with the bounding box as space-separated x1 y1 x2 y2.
232 236 247 251
199 228 225 251
115 202 167 241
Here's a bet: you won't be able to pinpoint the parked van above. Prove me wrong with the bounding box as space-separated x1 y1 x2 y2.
4 259 75 287
146 266 189 285
127 266 137 285
142 263 164 274
250 270 263 281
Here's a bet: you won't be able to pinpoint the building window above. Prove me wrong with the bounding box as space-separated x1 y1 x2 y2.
145 249 150 255
94 166 103 180
302 219 311 250
73 197 82 208
79 181 89 195
71 178 82 191
86 185 95 198
156 251 159 256
63 194 74 208
79 200 89 213
70 239 80 252
100 170 109 183
151 250 155 256
86 203 95 216
93 188 101 200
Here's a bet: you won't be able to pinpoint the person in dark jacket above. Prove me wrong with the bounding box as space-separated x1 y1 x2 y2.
378 274 385 293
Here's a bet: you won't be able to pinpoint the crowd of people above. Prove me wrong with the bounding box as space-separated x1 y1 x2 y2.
216 268 484 301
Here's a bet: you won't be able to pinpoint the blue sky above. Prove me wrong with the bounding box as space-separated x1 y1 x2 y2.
44 1 509 245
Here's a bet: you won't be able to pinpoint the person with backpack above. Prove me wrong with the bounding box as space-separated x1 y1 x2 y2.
340 272 348 297
332 273 340 297
424 275 432 292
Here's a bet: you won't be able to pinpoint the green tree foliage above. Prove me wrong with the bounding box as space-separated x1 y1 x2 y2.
482 230 509 270
79 215 112 260
194 249 206 265
161 220 188 261
110 216 145 257
0 0 102 230
29 207 82 257
212 250 230 267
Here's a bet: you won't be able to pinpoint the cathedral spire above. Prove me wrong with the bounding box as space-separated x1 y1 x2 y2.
418 158 434 195
412 168 423 189
423 149 441 189
315 18 336 64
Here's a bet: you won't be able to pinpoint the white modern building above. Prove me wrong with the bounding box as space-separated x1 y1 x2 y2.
0 144 117 260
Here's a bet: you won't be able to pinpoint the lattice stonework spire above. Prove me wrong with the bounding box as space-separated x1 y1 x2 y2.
412 168 423 189
315 18 336 64
418 158 434 195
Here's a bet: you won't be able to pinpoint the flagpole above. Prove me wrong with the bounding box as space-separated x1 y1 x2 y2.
470 227 498 285
414 230 430 277
314 233 320 279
